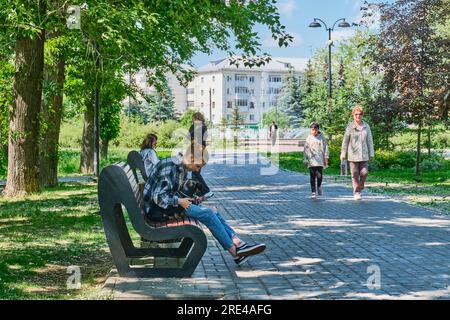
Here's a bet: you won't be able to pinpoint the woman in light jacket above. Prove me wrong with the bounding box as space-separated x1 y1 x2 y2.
340 105 374 200
303 122 329 199
140 133 159 178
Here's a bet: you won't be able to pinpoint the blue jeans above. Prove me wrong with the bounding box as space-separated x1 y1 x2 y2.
186 204 235 250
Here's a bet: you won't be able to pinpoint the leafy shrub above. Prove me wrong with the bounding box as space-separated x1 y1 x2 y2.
327 145 342 169
373 150 416 169
114 117 186 150
115 117 149 149
420 153 446 171
58 149 80 175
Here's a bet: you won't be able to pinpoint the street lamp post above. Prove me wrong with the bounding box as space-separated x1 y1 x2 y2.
209 88 212 125
309 18 351 98
94 41 100 178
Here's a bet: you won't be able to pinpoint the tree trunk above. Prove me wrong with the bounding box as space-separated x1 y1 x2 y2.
80 96 95 174
101 139 109 160
427 126 431 156
4 32 45 197
39 58 65 188
415 123 422 176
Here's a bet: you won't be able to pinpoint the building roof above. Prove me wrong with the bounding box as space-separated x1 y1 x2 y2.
197 56 308 73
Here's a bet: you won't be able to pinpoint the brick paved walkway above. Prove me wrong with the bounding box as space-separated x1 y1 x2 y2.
103 152 450 300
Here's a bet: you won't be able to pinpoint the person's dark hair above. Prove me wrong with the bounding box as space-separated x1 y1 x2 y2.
141 133 158 150
192 112 206 124
310 122 319 130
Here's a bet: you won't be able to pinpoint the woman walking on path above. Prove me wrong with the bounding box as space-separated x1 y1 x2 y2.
303 122 329 199
340 105 375 200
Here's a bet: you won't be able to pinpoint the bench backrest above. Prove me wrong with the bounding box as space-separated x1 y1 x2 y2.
98 162 149 235
127 150 148 182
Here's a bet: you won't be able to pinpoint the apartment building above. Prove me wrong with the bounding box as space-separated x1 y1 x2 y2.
127 57 306 126
186 57 306 126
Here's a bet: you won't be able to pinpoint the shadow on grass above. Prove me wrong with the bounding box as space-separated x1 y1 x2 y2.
0 181 112 299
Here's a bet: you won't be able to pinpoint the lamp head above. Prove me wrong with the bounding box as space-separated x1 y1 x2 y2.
338 20 351 28
309 20 322 28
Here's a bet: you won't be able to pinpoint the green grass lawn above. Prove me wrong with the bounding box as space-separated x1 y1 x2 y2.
271 152 450 214
0 147 172 299
0 181 113 299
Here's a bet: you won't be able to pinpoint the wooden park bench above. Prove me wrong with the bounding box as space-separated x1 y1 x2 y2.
98 161 207 278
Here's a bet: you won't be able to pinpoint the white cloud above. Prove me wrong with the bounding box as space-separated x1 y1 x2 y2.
278 0 296 19
263 32 303 48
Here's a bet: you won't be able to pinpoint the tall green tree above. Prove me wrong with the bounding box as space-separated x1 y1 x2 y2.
370 0 450 175
146 84 178 123
1 0 292 195
39 35 67 187
277 70 303 127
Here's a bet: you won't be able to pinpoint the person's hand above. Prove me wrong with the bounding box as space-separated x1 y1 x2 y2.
303 161 308 168
340 155 345 161
324 159 329 167
178 198 192 210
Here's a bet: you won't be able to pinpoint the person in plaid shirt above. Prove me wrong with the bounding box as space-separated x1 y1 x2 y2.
143 143 266 265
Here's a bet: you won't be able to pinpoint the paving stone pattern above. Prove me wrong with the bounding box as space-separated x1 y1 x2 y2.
103 152 450 300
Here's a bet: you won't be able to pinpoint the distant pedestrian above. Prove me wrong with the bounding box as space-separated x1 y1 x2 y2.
340 105 374 200
303 122 329 199
269 121 278 146
140 133 159 178
188 112 214 199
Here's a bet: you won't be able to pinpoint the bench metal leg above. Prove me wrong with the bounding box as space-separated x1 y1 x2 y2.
102 205 207 278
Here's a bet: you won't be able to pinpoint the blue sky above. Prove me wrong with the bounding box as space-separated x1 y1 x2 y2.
192 0 390 67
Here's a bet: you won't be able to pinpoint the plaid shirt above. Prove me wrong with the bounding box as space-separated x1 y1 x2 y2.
143 153 187 214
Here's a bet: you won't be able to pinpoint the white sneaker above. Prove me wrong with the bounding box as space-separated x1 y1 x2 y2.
311 192 317 199
354 192 362 200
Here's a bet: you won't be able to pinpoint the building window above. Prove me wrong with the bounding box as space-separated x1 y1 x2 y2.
269 75 282 83
250 102 255 109
270 100 277 107
226 114 231 120
201 90 204 96
235 99 248 107
186 88 194 94
227 101 232 108
250 114 255 121
201 102 204 108
201 77 204 83
249 76 255 83
262 102 265 108
235 74 248 82
212 114 215 120
227 75 232 82
212 89 215 95
269 87 282 94
212 76 215 82
227 88 230 94
235 86 249 94
187 101 194 107
212 102 215 108
250 89 255 94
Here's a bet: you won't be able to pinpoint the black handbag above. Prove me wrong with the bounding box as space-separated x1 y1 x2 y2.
178 179 202 198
